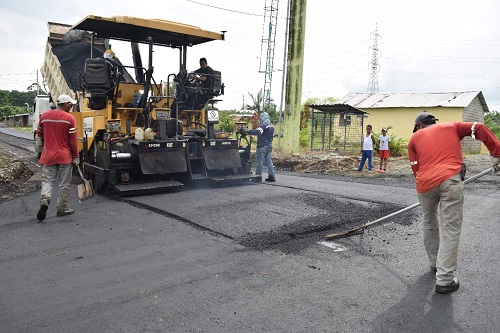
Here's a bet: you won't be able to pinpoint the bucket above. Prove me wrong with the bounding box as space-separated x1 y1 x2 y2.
133 93 142 107
135 127 144 141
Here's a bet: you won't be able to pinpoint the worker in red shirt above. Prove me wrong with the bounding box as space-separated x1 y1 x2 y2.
36 94 79 221
408 111 500 293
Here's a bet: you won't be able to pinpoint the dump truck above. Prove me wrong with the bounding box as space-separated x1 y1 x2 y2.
40 15 259 194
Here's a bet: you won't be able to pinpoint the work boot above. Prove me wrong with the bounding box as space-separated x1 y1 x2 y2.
435 277 460 294
265 176 276 182
37 205 48 222
56 208 75 217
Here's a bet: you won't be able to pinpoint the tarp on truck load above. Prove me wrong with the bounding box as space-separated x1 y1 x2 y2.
51 42 135 92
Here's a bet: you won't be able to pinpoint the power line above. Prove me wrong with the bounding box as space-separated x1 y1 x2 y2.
186 0 262 17
0 72 35 77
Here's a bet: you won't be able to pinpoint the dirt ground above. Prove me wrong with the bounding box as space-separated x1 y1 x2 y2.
0 150 37 202
273 152 413 176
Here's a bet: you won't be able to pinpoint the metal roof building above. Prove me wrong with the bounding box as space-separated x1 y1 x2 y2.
334 91 489 154
336 91 488 111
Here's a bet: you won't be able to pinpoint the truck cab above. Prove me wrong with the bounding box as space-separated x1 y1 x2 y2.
32 95 53 159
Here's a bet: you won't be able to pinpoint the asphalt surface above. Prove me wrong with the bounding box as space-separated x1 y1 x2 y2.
1 126 500 333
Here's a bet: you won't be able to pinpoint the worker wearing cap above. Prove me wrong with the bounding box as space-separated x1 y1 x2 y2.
36 94 79 221
408 111 500 293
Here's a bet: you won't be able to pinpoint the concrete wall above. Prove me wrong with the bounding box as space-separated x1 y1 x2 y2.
460 96 484 153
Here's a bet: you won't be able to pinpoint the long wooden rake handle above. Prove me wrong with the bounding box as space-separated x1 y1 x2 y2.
324 167 494 240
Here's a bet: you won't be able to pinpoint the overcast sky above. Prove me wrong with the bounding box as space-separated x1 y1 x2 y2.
1 0 500 112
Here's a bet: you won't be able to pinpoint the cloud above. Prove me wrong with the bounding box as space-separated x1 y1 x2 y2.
1 0 500 112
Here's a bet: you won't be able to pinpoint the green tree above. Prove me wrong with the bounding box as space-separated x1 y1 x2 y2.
0 105 24 121
0 89 40 108
484 112 500 139
10 90 38 108
218 110 237 133
27 83 47 95
300 96 337 130
245 90 264 114
0 90 12 106
245 90 279 124
301 97 319 129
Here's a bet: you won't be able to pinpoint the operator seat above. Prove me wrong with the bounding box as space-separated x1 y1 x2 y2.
196 70 222 107
206 70 222 98
82 58 114 109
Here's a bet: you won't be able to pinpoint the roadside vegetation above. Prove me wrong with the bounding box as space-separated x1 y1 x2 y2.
0 88 46 121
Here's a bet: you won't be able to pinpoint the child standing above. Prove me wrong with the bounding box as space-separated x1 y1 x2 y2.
354 124 375 172
378 127 391 172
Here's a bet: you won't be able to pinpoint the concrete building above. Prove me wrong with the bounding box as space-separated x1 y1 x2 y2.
336 91 488 153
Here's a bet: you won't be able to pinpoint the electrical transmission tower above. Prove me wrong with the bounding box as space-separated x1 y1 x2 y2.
259 0 280 112
367 24 381 94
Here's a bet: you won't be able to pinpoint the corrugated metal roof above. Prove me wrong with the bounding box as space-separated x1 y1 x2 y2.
308 103 368 114
336 91 488 112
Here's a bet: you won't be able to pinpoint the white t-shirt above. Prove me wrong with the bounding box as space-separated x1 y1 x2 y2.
378 134 390 151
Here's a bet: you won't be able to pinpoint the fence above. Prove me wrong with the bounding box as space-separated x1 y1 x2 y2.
309 104 367 153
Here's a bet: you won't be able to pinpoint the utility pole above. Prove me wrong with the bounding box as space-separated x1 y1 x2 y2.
367 24 380 94
277 0 291 155
281 0 307 155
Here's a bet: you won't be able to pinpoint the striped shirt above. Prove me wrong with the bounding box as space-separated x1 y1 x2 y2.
37 109 78 165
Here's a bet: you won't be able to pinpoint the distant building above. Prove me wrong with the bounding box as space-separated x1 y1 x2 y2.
336 91 488 153
5 113 33 127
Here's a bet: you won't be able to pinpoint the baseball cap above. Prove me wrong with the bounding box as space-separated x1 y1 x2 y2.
57 94 77 105
413 111 438 133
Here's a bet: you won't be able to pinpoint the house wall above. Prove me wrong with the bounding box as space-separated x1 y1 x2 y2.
361 106 463 141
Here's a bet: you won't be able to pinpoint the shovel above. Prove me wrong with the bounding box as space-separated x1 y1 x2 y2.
76 164 94 201
324 167 494 240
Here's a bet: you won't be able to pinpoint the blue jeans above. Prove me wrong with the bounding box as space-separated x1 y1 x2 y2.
358 150 373 171
256 146 275 177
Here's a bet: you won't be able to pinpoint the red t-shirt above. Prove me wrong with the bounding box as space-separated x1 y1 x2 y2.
408 122 500 193
37 109 78 165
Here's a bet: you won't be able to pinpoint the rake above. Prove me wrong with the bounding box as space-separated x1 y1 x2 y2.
324 167 494 240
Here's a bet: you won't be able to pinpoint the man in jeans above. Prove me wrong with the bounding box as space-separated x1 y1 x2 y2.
36 94 80 221
408 111 500 293
246 112 276 182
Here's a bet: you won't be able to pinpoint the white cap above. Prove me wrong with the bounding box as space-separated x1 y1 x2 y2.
57 94 77 105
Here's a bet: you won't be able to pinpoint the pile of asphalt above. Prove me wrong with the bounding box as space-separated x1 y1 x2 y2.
235 193 415 253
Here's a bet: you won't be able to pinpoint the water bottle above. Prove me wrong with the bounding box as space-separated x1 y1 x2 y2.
135 127 144 141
